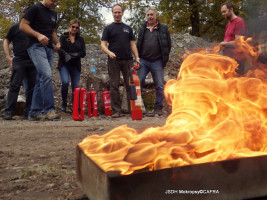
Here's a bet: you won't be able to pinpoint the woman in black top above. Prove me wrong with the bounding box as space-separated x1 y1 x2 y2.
58 19 86 112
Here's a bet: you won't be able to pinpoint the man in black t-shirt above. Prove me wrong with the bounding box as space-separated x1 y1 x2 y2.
20 0 61 121
3 8 36 120
101 4 140 118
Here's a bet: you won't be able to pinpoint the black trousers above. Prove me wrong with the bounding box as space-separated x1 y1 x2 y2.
108 58 133 113
223 47 246 75
5 57 36 116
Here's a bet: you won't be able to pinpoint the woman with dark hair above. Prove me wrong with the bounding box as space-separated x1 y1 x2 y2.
58 19 86 112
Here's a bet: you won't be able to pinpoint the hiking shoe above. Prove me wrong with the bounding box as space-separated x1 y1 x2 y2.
4 112 13 120
46 111 60 120
28 113 48 121
111 112 120 118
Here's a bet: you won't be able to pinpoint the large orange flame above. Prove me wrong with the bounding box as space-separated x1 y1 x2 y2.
79 37 267 175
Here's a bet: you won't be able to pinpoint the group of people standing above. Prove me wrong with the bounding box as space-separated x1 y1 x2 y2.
3 1 171 120
3 0 85 120
101 4 171 118
3 1 257 120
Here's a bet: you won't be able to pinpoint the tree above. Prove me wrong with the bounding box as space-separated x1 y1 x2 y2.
125 0 248 41
1 0 262 43
125 0 154 36
0 0 110 43
242 0 267 36
0 0 32 39
56 0 105 43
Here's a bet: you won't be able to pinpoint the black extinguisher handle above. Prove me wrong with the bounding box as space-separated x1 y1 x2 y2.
89 84 94 113
78 84 82 116
129 68 134 84
129 68 137 100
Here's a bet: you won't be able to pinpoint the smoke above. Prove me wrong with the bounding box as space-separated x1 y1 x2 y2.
246 1 267 36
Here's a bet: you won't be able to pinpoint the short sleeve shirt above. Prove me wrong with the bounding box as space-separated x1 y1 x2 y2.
5 24 30 59
224 17 248 42
23 2 57 48
101 22 135 60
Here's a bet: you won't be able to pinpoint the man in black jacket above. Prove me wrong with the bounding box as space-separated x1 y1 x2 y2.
137 7 171 116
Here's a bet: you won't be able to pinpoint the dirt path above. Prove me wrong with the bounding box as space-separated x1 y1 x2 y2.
0 114 166 200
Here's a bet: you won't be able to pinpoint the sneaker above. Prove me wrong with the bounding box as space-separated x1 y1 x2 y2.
28 116 36 121
28 113 48 121
61 106 66 113
111 112 120 118
146 109 163 117
4 112 13 120
146 111 155 117
46 110 60 120
155 109 163 116
23 112 28 120
61 102 67 113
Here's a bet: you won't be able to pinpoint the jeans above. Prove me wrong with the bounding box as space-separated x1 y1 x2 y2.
59 65 80 104
27 43 55 116
108 58 133 113
5 57 36 116
137 58 164 111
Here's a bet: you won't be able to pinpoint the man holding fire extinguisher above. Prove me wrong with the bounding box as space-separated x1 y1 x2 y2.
137 7 171 117
101 4 140 118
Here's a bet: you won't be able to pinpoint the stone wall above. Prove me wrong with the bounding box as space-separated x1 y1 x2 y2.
0 34 216 115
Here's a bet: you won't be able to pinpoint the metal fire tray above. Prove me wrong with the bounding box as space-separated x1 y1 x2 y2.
76 146 267 200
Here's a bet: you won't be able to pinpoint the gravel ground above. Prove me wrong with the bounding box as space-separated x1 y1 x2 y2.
0 112 167 200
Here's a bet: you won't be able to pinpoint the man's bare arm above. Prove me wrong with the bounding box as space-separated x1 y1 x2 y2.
220 35 244 48
101 40 116 59
130 40 139 60
52 29 60 51
20 18 49 46
3 38 13 68
130 40 140 67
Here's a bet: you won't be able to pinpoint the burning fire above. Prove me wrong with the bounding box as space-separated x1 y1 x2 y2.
79 37 267 175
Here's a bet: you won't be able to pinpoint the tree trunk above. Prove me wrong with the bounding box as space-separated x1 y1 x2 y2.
189 0 200 36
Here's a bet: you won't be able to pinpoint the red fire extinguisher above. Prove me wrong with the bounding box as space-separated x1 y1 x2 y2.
87 85 98 117
102 90 112 116
130 67 142 120
72 84 86 121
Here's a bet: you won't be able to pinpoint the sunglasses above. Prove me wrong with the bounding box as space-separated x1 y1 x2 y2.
71 26 79 29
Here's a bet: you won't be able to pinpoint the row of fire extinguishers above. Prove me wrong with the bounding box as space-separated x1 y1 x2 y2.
72 66 143 121
72 84 112 121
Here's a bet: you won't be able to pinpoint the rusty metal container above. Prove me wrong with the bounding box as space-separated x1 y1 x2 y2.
76 146 267 200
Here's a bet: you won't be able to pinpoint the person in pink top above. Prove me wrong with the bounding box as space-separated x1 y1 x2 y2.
220 1 248 75
220 2 247 44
